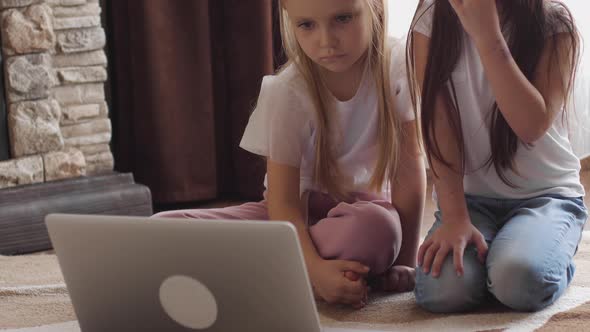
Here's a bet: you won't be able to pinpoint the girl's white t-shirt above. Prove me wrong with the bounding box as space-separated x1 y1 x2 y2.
413 0 585 199
239 39 414 197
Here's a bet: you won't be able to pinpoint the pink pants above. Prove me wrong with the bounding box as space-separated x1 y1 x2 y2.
152 192 402 275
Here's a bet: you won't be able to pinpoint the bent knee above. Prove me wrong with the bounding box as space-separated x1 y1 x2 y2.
489 256 563 311
350 202 402 272
415 249 488 313
350 201 401 237
311 201 402 274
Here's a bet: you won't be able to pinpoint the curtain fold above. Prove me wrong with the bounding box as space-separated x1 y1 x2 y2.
107 0 272 204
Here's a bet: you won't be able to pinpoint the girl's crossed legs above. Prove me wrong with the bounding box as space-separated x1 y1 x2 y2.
153 191 402 275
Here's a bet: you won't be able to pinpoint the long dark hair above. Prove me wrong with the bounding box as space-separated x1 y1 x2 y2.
407 0 580 185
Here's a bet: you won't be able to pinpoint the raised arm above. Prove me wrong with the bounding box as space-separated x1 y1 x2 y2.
449 0 576 143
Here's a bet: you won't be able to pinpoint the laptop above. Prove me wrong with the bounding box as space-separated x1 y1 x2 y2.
45 214 324 332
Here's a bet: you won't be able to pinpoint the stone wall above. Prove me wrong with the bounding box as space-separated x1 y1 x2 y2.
0 0 112 189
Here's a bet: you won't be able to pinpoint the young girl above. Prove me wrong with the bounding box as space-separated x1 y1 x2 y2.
154 0 426 308
409 0 588 312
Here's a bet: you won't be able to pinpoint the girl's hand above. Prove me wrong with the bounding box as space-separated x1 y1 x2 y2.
309 259 370 308
417 219 488 278
379 265 416 293
448 0 503 48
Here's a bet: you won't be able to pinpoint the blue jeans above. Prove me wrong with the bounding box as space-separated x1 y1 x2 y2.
415 195 588 313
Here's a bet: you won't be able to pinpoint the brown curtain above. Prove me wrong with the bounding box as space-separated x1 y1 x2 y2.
107 0 273 205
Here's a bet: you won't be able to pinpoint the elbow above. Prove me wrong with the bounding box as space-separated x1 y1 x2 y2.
517 129 547 144
515 116 552 144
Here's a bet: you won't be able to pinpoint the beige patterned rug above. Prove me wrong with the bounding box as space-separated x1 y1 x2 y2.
2 232 590 332
318 230 590 331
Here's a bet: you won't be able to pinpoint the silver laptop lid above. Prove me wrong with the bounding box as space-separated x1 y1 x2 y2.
46 214 321 332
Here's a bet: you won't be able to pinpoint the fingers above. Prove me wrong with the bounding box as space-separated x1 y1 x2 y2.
453 241 467 277
417 238 433 266
339 260 370 275
338 279 367 305
341 279 366 297
430 244 451 278
352 285 369 309
344 271 360 281
319 261 370 308
474 232 489 263
422 242 440 274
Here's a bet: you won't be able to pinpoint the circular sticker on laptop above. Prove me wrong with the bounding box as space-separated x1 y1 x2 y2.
159 275 218 329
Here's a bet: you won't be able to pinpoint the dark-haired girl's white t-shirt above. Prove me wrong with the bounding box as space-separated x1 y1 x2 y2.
413 0 584 199
239 39 414 197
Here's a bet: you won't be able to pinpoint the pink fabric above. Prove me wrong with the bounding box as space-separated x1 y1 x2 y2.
152 192 401 275
153 201 269 220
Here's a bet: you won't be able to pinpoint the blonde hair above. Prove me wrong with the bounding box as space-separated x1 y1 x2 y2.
278 0 401 199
